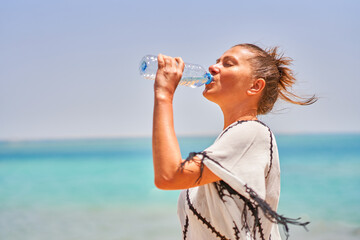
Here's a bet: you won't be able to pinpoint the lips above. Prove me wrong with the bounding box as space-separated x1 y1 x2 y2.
206 79 215 87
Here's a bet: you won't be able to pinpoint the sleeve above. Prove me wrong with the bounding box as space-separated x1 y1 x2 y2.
196 121 270 199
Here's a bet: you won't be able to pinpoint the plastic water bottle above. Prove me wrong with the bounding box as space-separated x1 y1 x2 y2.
139 55 213 88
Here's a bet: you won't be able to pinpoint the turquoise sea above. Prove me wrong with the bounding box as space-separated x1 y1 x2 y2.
1 134 360 240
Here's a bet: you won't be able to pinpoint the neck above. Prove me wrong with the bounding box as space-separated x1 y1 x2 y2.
220 103 258 130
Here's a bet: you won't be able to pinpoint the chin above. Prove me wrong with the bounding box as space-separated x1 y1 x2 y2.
202 88 210 98
203 88 218 103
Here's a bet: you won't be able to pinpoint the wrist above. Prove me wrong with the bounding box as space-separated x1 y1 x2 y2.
154 90 174 103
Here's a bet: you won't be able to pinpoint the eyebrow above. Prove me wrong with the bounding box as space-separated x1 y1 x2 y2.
216 55 238 63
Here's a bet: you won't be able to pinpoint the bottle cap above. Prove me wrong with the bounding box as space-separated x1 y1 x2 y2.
205 73 213 85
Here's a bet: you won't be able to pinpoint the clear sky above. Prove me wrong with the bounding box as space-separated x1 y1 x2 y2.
1 0 359 140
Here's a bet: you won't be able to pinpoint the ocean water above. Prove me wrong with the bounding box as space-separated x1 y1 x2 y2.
0 134 359 240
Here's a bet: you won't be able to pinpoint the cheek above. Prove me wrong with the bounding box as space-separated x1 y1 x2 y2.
221 72 249 93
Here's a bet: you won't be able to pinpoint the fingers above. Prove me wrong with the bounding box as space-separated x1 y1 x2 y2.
154 54 184 94
158 54 184 73
158 54 174 70
157 54 165 69
175 57 185 73
165 57 173 69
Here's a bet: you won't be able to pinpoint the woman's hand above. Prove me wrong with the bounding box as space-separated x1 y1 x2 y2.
154 54 185 101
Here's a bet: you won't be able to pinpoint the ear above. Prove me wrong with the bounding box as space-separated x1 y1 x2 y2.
247 78 266 96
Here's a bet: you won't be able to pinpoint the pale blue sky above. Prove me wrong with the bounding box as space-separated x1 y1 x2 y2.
1 0 359 140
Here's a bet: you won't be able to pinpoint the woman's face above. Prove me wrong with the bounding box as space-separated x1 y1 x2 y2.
203 46 255 106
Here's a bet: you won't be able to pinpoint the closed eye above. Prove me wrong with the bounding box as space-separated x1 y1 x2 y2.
223 61 234 67
216 56 237 66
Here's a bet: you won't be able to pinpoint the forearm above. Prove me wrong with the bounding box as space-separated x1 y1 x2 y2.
152 95 183 189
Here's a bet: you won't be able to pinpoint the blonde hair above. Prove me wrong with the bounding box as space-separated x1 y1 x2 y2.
234 44 317 115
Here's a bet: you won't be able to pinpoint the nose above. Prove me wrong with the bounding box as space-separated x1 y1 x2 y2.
209 63 220 75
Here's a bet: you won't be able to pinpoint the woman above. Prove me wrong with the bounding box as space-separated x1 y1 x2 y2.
152 44 315 240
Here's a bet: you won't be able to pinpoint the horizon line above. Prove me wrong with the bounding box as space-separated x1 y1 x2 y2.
1 130 360 142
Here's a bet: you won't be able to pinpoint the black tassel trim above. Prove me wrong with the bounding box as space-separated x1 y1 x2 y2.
182 150 310 240
265 126 274 179
218 120 249 139
244 184 309 240
233 221 241 240
220 181 265 239
254 120 274 179
186 189 229 240
183 215 189 240
179 151 229 184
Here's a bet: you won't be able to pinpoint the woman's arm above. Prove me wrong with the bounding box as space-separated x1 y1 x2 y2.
152 54 220 190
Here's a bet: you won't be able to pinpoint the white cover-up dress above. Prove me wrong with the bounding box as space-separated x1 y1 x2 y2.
177 120 283 240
